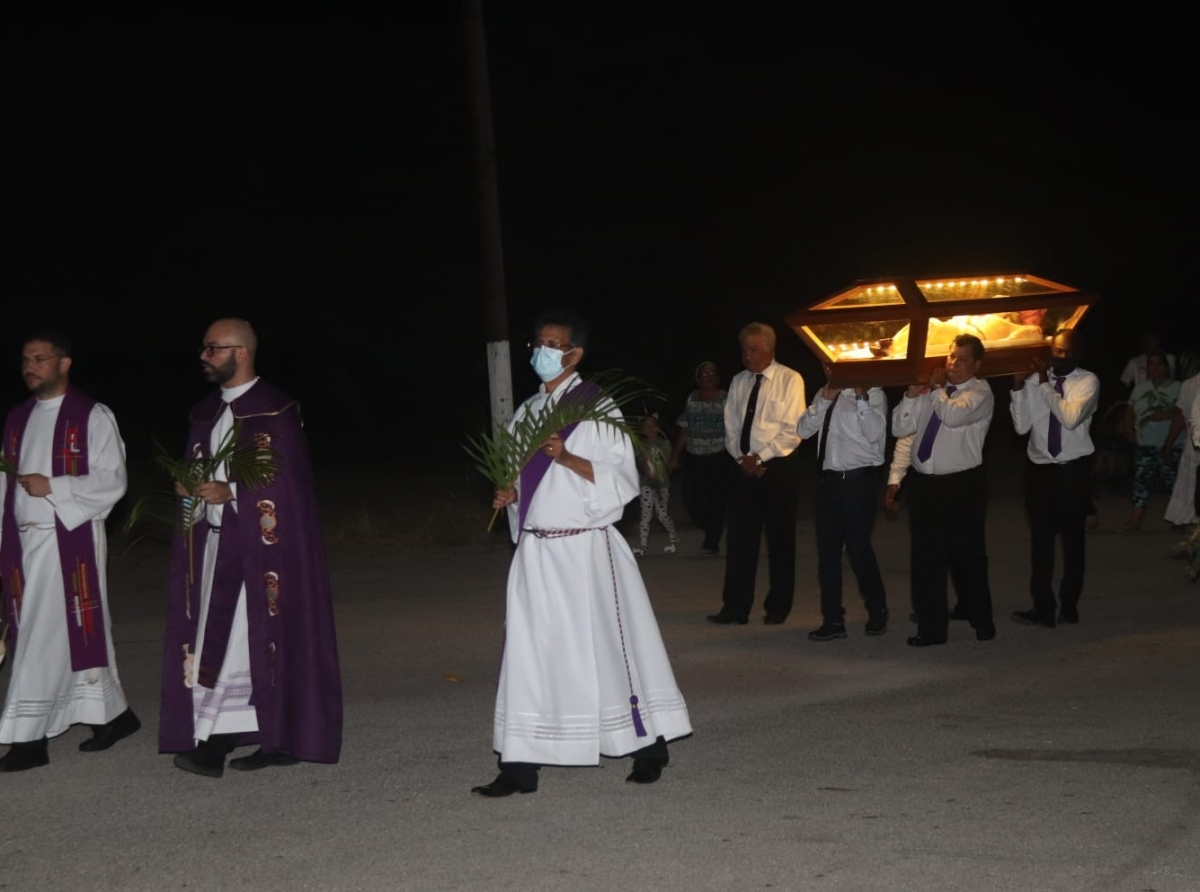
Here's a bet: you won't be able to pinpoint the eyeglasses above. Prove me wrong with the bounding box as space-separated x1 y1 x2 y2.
200 344 244 357
527 340 574 353
21 354 59 367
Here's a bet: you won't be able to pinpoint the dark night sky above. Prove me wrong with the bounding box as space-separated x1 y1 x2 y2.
3 9 1196 468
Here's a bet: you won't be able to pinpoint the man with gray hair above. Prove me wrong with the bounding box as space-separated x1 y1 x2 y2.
707 322 806 625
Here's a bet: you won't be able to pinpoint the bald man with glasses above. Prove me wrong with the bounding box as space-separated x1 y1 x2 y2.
159 318 343 779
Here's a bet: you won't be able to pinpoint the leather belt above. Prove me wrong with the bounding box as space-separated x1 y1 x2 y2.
819 466 881 480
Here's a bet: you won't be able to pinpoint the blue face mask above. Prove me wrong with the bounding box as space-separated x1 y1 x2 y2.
530 345 575 382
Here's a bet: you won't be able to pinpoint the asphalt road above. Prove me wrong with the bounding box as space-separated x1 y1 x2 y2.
3 474 1198 892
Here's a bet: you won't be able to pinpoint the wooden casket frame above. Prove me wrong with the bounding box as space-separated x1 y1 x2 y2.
785 273 1097 389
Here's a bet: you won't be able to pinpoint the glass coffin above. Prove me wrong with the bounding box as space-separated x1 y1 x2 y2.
785 274 1096 388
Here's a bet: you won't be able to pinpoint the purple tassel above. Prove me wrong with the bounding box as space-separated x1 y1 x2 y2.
630 695 647 738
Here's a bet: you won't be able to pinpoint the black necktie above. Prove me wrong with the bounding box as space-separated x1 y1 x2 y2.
815 398 836 471
739 373 764 455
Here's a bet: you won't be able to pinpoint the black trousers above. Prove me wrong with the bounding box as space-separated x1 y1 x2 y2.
721 450 802 621
682 450 734 550
907 465 993 641
815 467 887 622
1025 458 1089 620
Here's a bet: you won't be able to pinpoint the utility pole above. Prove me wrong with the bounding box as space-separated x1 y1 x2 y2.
463 0 513 429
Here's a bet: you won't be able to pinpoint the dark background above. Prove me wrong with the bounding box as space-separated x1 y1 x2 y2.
4 9 1196 470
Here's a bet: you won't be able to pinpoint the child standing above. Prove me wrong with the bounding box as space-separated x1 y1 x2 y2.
634 414 680 557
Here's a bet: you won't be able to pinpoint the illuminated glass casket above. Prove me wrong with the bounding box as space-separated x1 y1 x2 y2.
785 274 1096 389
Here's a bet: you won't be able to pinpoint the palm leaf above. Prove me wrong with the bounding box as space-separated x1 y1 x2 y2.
464 370 664 528
123 422 282 578
0 454 16 477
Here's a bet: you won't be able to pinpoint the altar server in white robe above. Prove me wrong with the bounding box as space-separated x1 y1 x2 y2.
0 331 138 773
472 311 692 797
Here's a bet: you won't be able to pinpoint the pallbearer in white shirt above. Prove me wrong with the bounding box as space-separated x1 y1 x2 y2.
797 369 890 641
892 334 997 647
1009 329 1100 627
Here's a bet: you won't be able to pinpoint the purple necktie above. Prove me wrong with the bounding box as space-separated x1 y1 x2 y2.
1047 376 1065 457
916 384 956 463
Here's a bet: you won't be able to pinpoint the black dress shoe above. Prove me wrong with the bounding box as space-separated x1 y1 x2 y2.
1058 605 1079 624
1011 609 1055 628
625 758 664 784
0 738 49 773
763 615 788 626
471 773 535 797
79 707 141 752
706 611 747 625
906 635 947 647
228 748 300 771
172 735 235 779
975 625 996 641
808 621 847 641
864 612 888 636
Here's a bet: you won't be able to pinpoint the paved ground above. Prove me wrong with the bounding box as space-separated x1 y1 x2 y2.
3 471 1199 892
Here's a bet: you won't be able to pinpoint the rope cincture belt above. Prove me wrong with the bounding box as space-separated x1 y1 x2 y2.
521 525 649 738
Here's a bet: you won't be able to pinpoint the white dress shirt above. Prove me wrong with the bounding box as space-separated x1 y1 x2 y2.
1009 367 1099 464
796 387 887 471
888 433 913 487
891 377 994 475
724 360 806 462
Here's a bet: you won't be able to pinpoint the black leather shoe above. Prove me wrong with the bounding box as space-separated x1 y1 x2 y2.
906 635 947 647
625 758 664 784
174 748 226 779
763 615 788 626
1011 609 1055 628
865 612 888 636
0 739 49 773
228 748 300 771
1058 605 1079 624
808 622 847 641
975 625 997 641
79 708 141 752
173 735 235 779
471 773 535 797
707 611 748 625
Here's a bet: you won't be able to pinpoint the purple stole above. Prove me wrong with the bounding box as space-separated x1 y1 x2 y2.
181 396 248 688
515 378 601 535
1 387 109 671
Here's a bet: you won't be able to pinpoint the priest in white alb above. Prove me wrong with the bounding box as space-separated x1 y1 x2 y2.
471 311 692 797
0 330 139 773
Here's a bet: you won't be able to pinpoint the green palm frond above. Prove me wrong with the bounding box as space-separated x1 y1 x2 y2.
124 420 282 543
0 454 16 477
464 370 664 527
